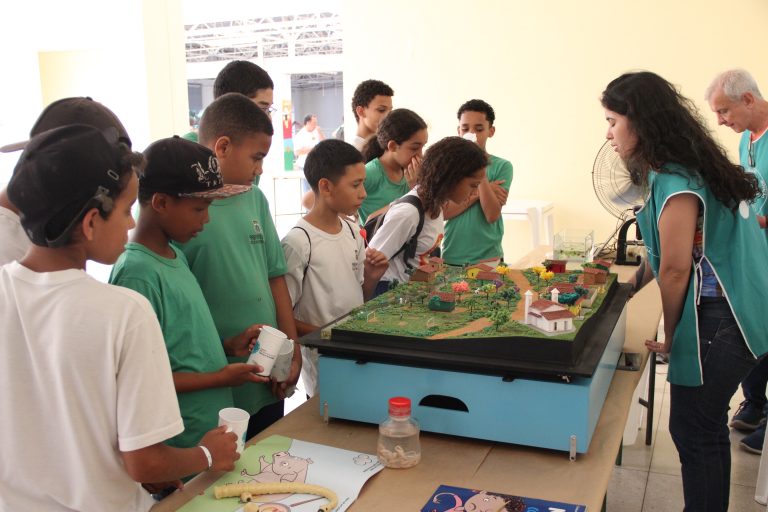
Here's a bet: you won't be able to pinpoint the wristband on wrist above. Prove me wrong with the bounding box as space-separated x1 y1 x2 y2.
199 445 213 470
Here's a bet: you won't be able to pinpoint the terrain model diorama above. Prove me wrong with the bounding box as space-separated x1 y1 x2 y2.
323 257 618 365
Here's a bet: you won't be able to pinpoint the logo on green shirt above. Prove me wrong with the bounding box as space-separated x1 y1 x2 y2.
250 220 265 244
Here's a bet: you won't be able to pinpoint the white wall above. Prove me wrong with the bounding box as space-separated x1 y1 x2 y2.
342 0 768 247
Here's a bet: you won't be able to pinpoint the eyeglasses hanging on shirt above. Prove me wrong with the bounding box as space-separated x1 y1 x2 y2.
749 137 756 168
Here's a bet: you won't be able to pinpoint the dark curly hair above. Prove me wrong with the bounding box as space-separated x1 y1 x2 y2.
351 79 394 122
418 136 488 217
601 71 759 210
361 108 426 163
457 99 496 126
213 60 273 98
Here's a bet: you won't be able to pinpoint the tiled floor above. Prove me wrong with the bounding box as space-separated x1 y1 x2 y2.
608 359 766 511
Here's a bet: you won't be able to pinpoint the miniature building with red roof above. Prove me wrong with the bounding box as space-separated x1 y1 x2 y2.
582 266 607 285
526 298 575 333
476 271 501 282
428 292 456 312
410 264 439 282
429 256 445 268
544 259 567 273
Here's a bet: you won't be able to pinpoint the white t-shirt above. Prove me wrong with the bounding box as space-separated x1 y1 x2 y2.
351 134 367 152
369 189 444 283
294 127 322 168
0 205 31 264
281 218 365 396
0 262 184 512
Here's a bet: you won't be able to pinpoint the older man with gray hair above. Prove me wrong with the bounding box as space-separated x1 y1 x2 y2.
706 69 768 457
707 69 768 228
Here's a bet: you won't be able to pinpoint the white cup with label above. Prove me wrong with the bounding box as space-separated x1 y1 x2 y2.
218 407 249 454
246 325 287 377
271 338 297 398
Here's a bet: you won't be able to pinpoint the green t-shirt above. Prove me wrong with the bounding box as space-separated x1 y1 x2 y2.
442 154 514 265
176 187 286 414
359 158 410 224
740 131 768 242
109 243 233 449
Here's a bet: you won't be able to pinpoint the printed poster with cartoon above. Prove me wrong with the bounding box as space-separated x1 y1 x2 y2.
179 435 383 512
421 484 586 512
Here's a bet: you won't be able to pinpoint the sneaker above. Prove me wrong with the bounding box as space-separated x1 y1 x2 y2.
740 424 765 454
731 400 766 431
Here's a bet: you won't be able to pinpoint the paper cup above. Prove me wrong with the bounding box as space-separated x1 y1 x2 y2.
271 338 294 381
246 325 287 377
218 407 249 454
271 338 297 398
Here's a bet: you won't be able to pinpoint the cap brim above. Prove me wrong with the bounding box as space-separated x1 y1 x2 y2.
0 139 28 153
180 184 251 200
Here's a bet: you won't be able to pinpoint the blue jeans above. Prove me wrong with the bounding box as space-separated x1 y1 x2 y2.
741 354 768 406
669 297 758 512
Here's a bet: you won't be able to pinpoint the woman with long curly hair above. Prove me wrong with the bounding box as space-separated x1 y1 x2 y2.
366 136 488 297
604 71 768 512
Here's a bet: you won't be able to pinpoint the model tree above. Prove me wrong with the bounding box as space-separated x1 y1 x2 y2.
451 280 469 302
499 288 517 306
490 308 510 331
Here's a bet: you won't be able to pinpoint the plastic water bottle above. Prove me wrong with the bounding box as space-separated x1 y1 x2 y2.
377 396 421 468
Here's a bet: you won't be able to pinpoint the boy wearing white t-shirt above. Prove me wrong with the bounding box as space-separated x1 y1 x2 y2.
0 125 238 512
0 96 133 265
281 139 387 397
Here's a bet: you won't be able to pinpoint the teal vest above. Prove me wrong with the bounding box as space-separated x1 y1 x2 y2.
636 164 768 386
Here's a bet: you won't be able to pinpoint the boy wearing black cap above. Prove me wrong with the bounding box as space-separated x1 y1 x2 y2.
0 96 132 265
110 136 266 458
0 125 238 511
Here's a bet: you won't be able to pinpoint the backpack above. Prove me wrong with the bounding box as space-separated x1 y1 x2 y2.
363 194 425 269
291 218 359 282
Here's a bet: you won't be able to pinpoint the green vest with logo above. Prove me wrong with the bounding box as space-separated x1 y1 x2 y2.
636 164 768 386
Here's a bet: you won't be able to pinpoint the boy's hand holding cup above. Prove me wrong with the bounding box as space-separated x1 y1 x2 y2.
222 324 263 358
199 424 240 471
246 325 288 377
270 338 298 399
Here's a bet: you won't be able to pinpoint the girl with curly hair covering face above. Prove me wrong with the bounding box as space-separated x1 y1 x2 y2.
366 136 488 297
605 71 768 512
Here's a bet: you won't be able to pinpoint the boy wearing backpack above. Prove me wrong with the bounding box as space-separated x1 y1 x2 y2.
281 140 387 397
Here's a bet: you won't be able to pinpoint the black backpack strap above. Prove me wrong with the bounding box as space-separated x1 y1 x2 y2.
290 226 312 281
390 194 425 268
342 217 357 240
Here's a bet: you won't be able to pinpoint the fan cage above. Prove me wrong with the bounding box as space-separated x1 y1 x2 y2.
592 140 641 219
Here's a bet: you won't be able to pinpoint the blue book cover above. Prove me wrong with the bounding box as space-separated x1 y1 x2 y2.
422 484 587 512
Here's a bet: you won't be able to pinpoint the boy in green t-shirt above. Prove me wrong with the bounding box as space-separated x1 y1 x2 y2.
110 136 265 455
178 93 301 439
442 99 513 265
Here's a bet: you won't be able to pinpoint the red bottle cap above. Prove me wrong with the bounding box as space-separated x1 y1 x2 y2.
388 396 411 417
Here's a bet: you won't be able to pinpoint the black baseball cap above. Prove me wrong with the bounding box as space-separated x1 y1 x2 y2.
140 136 250 199
0 97 131 153
7 124 127 247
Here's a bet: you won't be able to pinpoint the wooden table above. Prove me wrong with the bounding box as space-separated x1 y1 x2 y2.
153 249 660 512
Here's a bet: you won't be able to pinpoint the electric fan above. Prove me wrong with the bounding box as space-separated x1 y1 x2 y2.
591 141 647 265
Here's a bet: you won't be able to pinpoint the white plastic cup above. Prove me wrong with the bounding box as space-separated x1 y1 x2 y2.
271 338 297 398
218 407 249 454
246 325 287 377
